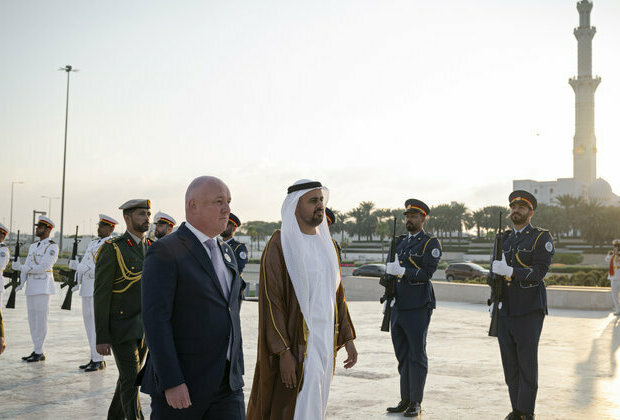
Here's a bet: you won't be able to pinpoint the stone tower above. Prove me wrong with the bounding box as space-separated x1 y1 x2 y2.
569 0 601 193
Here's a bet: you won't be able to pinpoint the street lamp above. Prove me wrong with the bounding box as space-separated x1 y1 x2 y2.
41 195 60 218
58 64 79 250
10 180 24 242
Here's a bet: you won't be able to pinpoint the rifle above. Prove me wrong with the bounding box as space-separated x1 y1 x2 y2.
3 231 22 309
59 226 80 310
488 212 504 337
379 217 398 332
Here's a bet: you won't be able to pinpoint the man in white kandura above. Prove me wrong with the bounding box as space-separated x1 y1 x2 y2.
69 214 119 371
12 215 59 362
247 179 357 420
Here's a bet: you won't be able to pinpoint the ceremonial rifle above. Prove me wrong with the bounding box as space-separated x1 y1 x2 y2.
2 231 22 309
60 226 80 310
488 212 504 337
379 217 398 332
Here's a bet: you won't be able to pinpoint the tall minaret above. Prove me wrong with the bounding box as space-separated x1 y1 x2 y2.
569 0 601 191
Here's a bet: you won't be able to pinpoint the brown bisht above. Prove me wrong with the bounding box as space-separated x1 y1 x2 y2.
246 230 356 420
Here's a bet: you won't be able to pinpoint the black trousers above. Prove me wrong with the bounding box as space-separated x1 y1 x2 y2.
108 338 147 420
391 306 433 403
150 361 245 420
498 311 545 414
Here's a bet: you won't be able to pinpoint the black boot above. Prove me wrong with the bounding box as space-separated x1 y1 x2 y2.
22 351 35 361
79 360 94 369
403 402 421 417
504 410 521 420
386 400 410 413
84 361 106 372
26 353 46 362
520 414 535 420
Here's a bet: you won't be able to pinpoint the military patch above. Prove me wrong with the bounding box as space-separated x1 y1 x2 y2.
50 250 56 256
224 253 232 263
431 248 440 258
239 251 247 260
0 251 7 257
545 241 553 252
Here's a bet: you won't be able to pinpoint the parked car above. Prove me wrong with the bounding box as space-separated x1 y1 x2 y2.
352 264 386 278
444 262 489 281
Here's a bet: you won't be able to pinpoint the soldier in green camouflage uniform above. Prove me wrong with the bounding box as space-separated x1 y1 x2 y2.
94 199 152 420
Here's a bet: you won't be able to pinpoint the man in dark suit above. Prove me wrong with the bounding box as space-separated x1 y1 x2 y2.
139 176 245 419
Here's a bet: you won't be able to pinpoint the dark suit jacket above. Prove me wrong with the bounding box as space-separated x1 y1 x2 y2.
139 222 244 401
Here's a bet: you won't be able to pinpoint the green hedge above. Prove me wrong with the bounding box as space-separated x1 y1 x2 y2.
551 252 583 265
548 265 606 274
451 271 610 287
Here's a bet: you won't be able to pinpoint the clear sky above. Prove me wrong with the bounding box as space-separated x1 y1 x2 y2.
2 0 619 235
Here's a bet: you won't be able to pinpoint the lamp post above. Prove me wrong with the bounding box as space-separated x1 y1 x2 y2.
58 64 79 250
10 180 24 243
41 195 60 218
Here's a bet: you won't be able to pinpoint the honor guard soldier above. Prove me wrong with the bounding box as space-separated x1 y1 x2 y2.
604 239 620 316
384 199 441 417
325 207 342 261
69 214 119 372
0 223 7 355
0 223 9 303
94 199 151 419
153 211 176 239
220 213 249 274
489 190 553 420
12 216 58 362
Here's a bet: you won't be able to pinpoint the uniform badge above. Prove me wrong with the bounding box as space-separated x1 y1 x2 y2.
545 241 553 252
50 250 56 256
224 253 232 263
431 248 440 258
239 251 247 260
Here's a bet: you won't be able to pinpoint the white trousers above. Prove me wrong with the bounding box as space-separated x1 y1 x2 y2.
611 280 620 314
26 294 51 354
82 296 104 362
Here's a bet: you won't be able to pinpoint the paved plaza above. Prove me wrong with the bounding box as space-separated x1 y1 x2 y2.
0 279 619 419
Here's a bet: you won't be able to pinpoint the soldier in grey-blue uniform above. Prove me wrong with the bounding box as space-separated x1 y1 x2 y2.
385 199 441 418
490 190 553 420
220 213 249 275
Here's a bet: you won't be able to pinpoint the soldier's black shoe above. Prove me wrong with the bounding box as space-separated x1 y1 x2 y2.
403 402 421 417
22 351 36 361
26 353 46 362
504 411 521 420
79 360 94 369
84 361 106 372
520 414 535 420
386 400 410 413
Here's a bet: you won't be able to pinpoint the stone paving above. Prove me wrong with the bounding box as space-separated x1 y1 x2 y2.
1 283 619 419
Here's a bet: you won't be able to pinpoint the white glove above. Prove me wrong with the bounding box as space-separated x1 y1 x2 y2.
492 254 513 277
68 259 79 270
386 260 406 277
11 259 21 270
15 282 24 292
488 302 494 317
71 284 80 293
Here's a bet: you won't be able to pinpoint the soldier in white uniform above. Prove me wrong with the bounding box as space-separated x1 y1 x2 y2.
12 216 58 362
153 211 176 239
69 214 118 371
0 223 10 303
605 239 620 316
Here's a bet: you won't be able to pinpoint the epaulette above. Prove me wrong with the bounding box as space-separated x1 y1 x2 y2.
49 240 56 244
106 236 123 244
531 226 548 232
0 243 6 247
